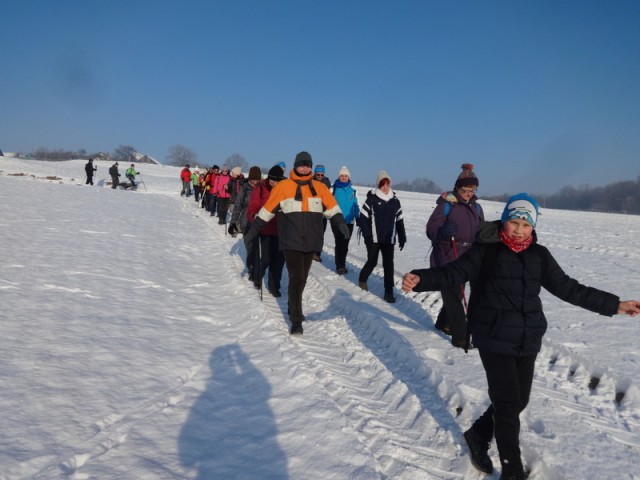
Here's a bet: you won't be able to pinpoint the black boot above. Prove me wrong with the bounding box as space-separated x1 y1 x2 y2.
464 428 494 474
290 321 303 335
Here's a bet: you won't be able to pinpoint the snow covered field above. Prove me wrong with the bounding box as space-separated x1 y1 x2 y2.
1 157 639 480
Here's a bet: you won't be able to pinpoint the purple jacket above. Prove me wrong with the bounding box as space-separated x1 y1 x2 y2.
426 192 484 267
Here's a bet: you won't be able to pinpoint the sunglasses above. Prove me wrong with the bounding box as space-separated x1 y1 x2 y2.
461 187 477 194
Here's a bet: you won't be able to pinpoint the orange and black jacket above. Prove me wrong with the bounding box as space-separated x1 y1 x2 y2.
256 169 345 252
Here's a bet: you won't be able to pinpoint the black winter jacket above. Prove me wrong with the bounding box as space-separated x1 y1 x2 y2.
410 221 620 356
360 189 407 246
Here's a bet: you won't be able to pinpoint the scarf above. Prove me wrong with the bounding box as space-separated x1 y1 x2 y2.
333 179 351 189
294 177 317 201
374 188 393 202
499 229 533 253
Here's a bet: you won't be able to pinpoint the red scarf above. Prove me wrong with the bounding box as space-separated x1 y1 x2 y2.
500 229 533 253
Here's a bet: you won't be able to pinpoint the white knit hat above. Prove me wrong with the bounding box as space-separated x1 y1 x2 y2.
376 170 391 187
231 166 242 176
338 166 350 178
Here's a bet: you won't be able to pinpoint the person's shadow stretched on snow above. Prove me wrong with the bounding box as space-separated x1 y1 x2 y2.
178 344 288 479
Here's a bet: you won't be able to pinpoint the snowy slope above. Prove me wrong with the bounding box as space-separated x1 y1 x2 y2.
1 158 639 480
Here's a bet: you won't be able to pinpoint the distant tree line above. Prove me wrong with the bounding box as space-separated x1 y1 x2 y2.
31 147 92 161
362 177 442 194
484 176 640 215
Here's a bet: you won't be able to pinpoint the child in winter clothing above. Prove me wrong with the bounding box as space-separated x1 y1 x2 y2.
426 163 484 348
402 193 640 480
358 171 407 303
331 166 360 274
244 151 350 335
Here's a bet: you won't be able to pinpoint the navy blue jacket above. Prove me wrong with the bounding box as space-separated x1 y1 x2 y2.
359 189 407 246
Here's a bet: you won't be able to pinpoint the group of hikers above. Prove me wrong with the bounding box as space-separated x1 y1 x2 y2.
82 159 140 189
180 152 640 480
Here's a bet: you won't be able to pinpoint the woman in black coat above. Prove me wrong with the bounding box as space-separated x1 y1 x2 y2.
402 193 640 480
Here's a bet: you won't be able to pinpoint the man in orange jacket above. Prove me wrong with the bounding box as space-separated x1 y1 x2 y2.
245 151 350 335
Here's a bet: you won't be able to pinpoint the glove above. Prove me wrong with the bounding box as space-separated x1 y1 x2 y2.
243 218 266 247
440 222 457 240
338 222 351 241
228 224 237 236
399 241 405 251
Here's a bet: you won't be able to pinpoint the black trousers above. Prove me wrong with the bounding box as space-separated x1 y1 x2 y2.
331 223 354 270
359 243 395 293
217 198 230 223
435 286 467 342
283 250 314 324
472 350 536 477
251 235 285 291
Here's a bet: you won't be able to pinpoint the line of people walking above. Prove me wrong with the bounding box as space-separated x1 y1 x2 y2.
178 156 640 480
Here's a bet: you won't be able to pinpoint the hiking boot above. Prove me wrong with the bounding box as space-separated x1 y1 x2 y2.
269 288 282 298
383 292 396 303
337 267 347 275
290 322 304 335
464 428 494 474
358 281 368 291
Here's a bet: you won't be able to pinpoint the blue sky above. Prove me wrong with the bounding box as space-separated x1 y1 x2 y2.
2 0 639 195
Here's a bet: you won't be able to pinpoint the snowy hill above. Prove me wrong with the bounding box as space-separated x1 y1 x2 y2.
1 157 639 479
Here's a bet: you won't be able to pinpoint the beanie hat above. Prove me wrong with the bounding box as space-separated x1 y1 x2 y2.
248 166 262 181
454 163 479 189
501 193 540 228
231 166 242 176
267 165 285 181
221 165 229 172
376 170 391 188
338 166 350 178
314 164 326 174
293 151 313 169
277 161 286 170
212 165 220 170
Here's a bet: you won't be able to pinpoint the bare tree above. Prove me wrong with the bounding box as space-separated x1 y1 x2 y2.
113 145 137 163
224 153 248 171
166 144 198 166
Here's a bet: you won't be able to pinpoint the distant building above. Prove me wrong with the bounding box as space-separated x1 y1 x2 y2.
92 152 113 162
133 152 161 165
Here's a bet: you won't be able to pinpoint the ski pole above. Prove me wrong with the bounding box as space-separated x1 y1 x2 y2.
451 236 472 353
450 236 469 313
258 236 263 302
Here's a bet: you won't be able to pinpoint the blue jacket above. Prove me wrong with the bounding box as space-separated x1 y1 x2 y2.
332 182 360 225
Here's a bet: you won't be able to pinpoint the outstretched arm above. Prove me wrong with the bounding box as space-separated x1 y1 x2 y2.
401 273 421 292
618 300 640 316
